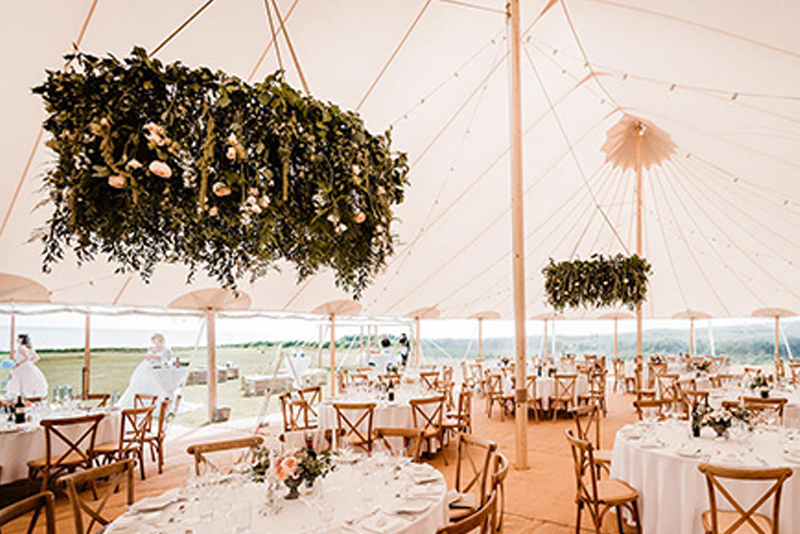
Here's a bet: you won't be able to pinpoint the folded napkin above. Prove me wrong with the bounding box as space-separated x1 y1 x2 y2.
392 498 430 515
406 484 443 499
128 490 183 513
359 513 408 533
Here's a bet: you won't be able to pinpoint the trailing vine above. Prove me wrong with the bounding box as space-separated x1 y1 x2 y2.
542 254 652 311
34 48 409 297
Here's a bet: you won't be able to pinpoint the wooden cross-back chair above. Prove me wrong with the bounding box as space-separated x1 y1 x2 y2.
410 395 447 459
186 436 264 476
0 491 55 534
646 362 668 389
787 363 800 386
743 367 762 383
377 374 401 388
565 430 642 534
279 390 319 433
485 373 514 421
60 459 135 534
450 433 497 522
461 362 476 391
420 370 441 391
93 405 154 480
28 413 105 492
655 373 680 401
578 369 608 416
711 374 740 389
444 388 473 438
550 374 578 421
143 397 171 474
297 386 322 421
332 402 376 453
632 398 671 422
373 427 423 462
491 453 509 534
698 463 792 534
571 403 611 476
682 390 710 417
81 393 110 408
525 375 544 422
337 369 350 392
349 372 371 388
469 363 485 394
437 487 497 534
741 397 788 426
612 358 625 393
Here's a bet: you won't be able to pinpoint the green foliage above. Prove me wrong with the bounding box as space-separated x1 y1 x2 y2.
542 254 652 311
34 48 409 296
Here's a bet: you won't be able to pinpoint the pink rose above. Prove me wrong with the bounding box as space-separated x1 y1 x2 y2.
209 207 218 217
228 133 238 146
212 182 232 197
275 466 287 482
226 146 237 161
354 212 366 224
108 175 126 189
126 159 142 170
282 456 298 472
376 186 386 195
149 161 172 178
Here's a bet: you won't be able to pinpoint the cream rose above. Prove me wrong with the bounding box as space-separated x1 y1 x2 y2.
108 175 126 189
149 160 172 178
354 212 366 224
212 182 232 197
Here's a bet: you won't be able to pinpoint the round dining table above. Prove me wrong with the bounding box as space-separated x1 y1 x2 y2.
611 420 800 534
0 405 120 484
107 455 448 534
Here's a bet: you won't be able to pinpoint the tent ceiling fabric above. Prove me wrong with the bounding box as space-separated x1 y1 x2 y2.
311 300 363 316
2 0 800 320
169 289 252 311
601 115 676 171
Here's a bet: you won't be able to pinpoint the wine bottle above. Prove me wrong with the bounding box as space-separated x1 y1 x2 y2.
14 396 26 425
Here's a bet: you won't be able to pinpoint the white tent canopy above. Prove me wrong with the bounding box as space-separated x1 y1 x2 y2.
1 0 800 320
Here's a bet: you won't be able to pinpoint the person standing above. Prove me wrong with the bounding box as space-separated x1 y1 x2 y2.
117 333 173 408
398 333 410 368
6 334 49 399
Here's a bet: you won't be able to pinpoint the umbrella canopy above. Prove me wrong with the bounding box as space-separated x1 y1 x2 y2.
1 0 800 319
169 288 252 311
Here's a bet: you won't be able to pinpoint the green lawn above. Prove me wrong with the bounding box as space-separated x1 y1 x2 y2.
1 345 453 427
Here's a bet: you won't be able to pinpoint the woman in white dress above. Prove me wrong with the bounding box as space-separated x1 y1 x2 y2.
6 334 49 399
117 333 173 408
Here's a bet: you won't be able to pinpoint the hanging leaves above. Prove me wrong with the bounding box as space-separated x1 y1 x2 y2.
33 48 409 297
542 254 652 311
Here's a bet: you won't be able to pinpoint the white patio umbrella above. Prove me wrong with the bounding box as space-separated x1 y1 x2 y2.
599 311 635 360
469 310 502 361
405 306 440 367
752 307 796 368
671 309 712 357
311 299 362 395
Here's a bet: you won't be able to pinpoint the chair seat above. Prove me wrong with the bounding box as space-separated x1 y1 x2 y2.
596 478 638 505
701 510 772 534
421 428 441 440
28 452 89 469
550 395 574 402
93 441 141 455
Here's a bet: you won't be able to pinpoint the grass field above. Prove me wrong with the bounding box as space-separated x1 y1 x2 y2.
1 345 452 427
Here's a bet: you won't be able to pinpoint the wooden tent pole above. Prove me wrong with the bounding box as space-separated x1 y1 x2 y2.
415 316 421 367
330 313 336 396
543 320 548 358
614 318 618 360
689 317 695 357
478 317 483 361
206 309 217 422
359 325 365 366
508 0 528 470
9 313 15 360
83 314 91 396
635 122 644 388
774 316 780 366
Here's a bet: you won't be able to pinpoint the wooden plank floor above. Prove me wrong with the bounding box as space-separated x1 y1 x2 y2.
2 391 638 534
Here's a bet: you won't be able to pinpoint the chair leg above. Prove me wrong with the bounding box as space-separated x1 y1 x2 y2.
630 500 642 534
616 506 624 534
138 450 146 480
575 501 583 534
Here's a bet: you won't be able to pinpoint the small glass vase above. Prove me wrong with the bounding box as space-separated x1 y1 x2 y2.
284 477 303 500
262 479 282 516
711 423 728 438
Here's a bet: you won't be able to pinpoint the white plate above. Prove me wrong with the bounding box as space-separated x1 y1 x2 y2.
676 448 702 458
393 499 430 514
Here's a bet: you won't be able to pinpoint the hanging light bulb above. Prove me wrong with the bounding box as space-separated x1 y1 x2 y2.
729 92 740 105
668 83 677 96
621 73 629 85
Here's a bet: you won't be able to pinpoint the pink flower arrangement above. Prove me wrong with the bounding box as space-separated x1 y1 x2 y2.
108 175 126 189
354 212 366 224
213 182 232 197
274 451 299 482
149 160 172 178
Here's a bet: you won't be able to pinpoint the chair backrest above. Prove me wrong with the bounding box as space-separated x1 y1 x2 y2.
486 373 503 398
525 375 538 400
457 388 473 433
571 403 602 450
297 386 322 421
373 427 423 462
279 390 318 433
40 413 105 475
337 369 350 392
350 372 371 387
454 432 497 506
613 358 624 378
491 453 509 534
410 395 445 434
186 436 264 476
82 393 110 407
788 363 800 386
0 492 55 534
332 402 376 452
419 371 440 391
154 397 171 439
60 459 135 534
133 393 158 409
436 487 497 534
377 374 401 387
554 374 578 399
741 397 788 425
632 399 670 421
565 430 600 509
698 463 792 534
656 373 680 400
118 406 155 455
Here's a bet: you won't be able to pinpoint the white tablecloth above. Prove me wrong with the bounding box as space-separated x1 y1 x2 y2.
108 457 448 534
710 387 800 429
612 421 800 534
319 389 436 432
0 408 121 484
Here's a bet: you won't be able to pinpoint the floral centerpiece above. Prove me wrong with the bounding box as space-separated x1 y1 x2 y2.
729 405 754 431
747 373 773 398
649 354 667 365
274 444 335 499
33 48 409 296
687 359 712 374
703 408 733 437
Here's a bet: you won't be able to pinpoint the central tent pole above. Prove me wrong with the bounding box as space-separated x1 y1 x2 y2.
635 123 644 389
477 317 484 361
543 320 548 358
330 313 336 396
774 316 780 366
9 313 15 359
508 0 528 470
689 317 695 357
614 318 618 359
206 308 217 422
83 314 91 396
